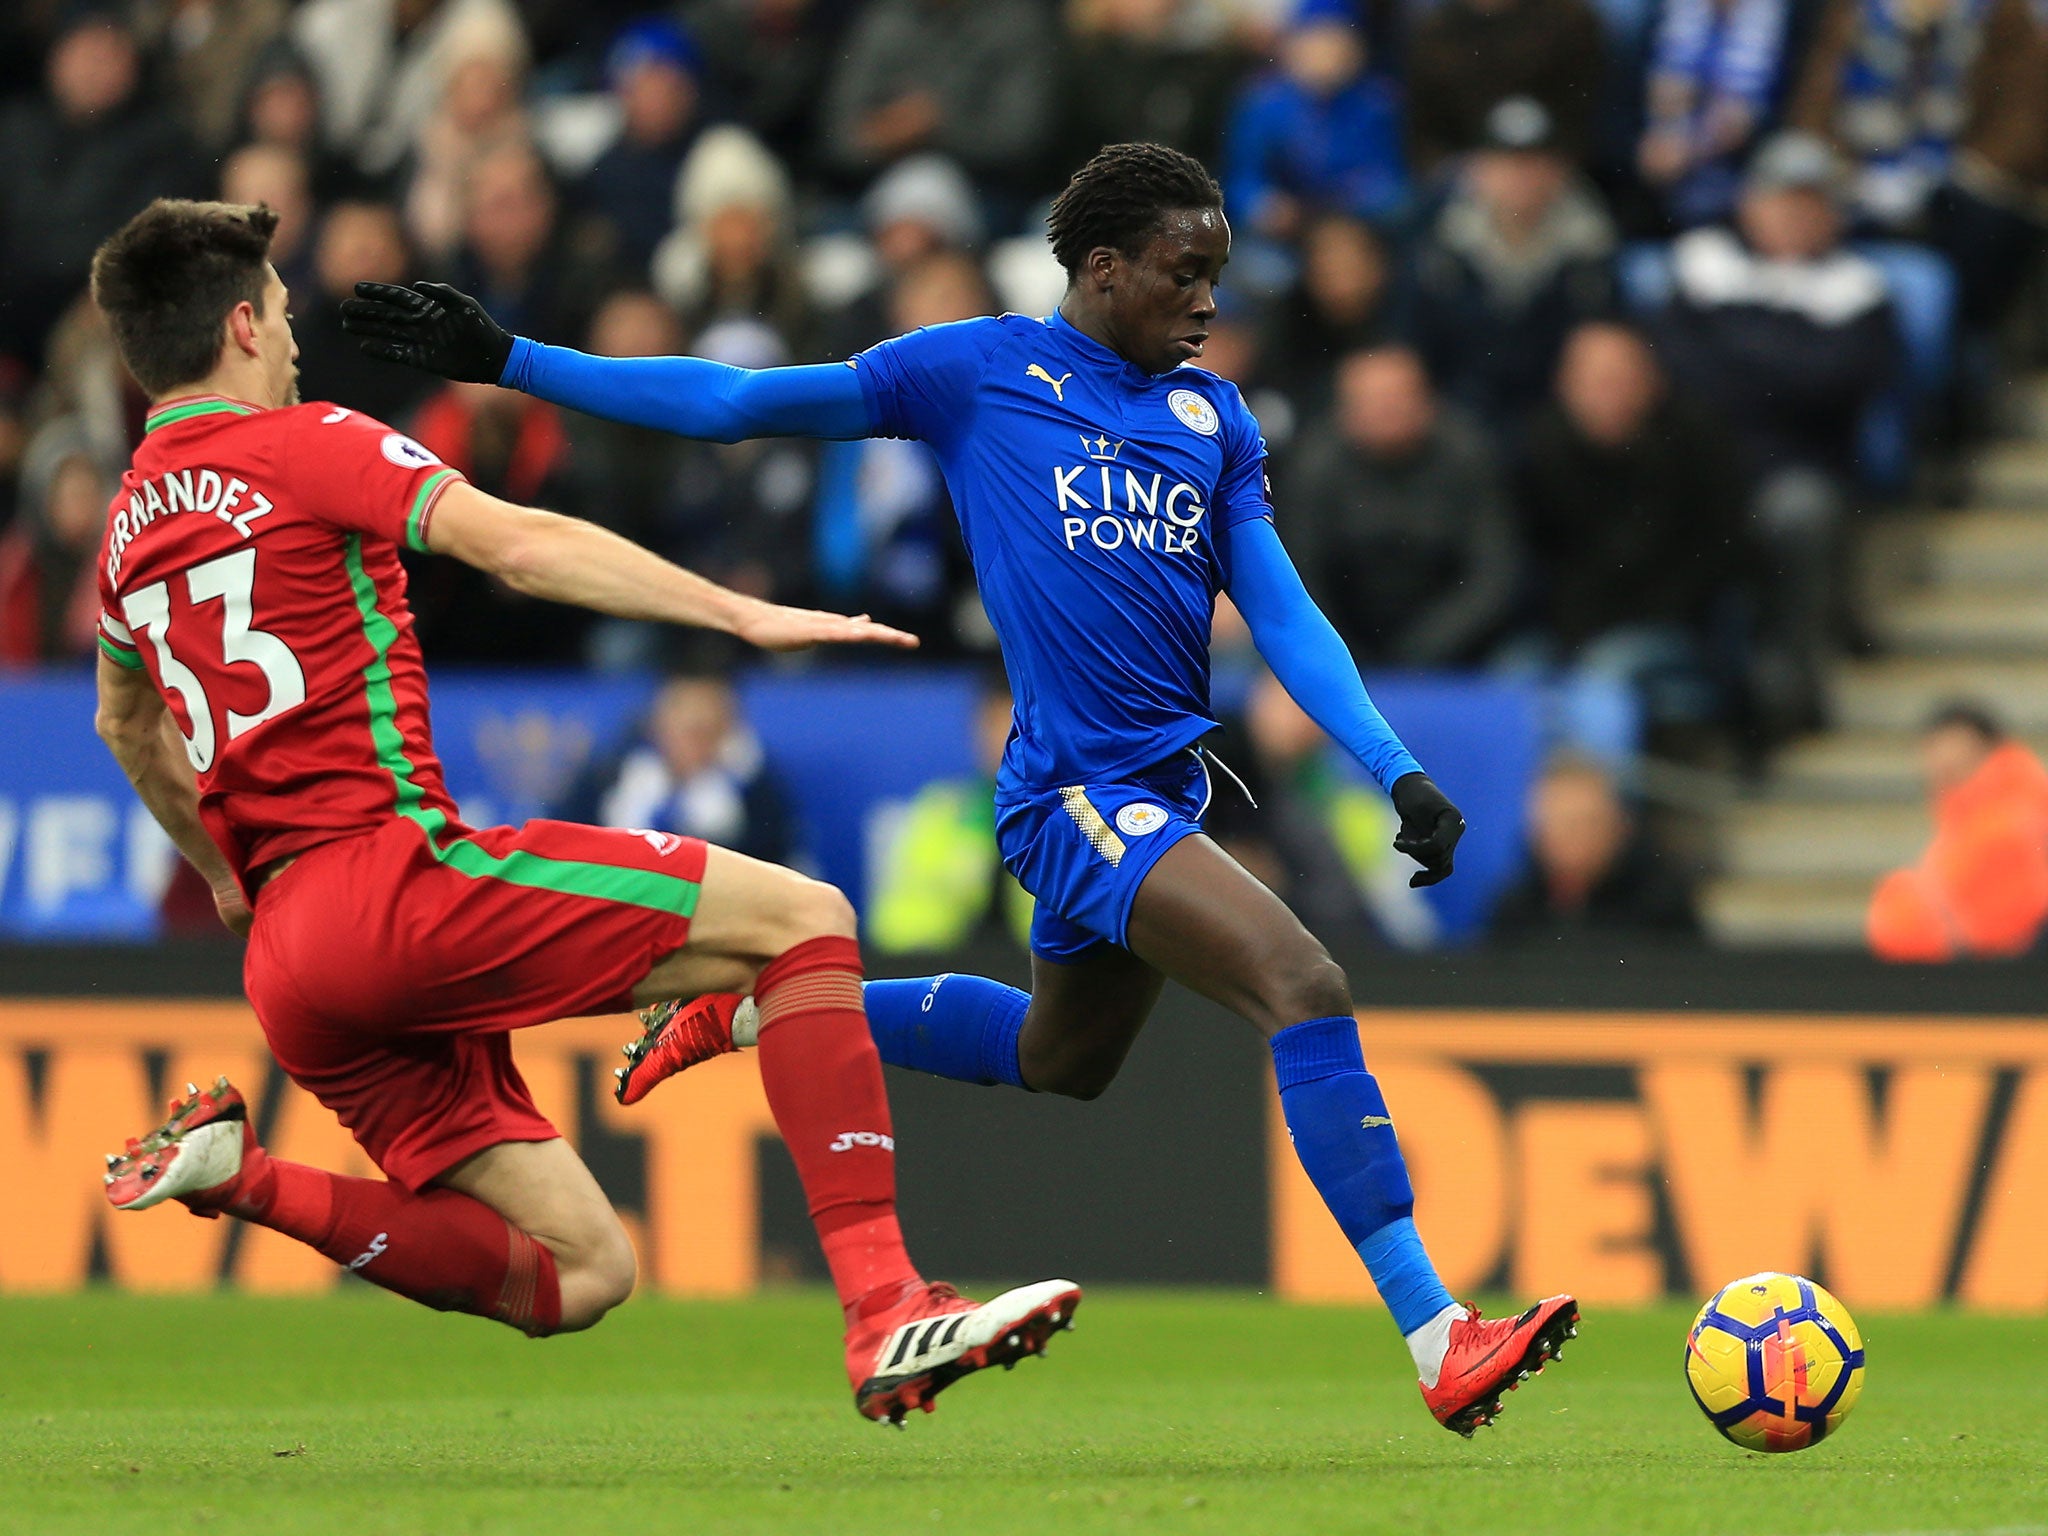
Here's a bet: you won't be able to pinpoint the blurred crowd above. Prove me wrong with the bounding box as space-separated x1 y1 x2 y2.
1869 701 2048 961
3 0 2046 947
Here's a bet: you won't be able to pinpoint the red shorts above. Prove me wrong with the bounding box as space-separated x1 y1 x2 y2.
243 816 706 1191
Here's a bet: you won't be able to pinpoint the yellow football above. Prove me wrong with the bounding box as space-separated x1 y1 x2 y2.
1684 1272 1866 1452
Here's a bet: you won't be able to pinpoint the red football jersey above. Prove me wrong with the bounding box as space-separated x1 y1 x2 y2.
96 394 468 889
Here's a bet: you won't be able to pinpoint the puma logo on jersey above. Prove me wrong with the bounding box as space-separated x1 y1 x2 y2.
628 828 683 856
1026 364 1072 401
1360 1115 1394 1129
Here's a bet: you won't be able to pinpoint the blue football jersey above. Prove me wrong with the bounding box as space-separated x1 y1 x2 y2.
851 311 1272 794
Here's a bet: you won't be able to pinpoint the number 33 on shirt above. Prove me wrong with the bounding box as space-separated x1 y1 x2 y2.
98 395 466 860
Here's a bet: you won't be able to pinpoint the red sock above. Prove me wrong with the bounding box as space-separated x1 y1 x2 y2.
753 934 920 1319
224 1151 561 1336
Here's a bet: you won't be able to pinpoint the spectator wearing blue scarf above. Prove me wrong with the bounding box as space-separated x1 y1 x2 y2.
1638 0 1792 226
1789 0 2048 331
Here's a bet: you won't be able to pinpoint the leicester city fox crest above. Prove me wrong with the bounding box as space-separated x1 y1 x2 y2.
1167 388 1220 436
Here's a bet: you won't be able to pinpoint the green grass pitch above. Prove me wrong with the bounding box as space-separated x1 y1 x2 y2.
2 1290 2043 1535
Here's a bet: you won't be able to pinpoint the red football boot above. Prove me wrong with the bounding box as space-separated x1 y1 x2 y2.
1420 1296 1579 1437
614 994 754 1105
847 1277 1082 1426
103 1076 257 1214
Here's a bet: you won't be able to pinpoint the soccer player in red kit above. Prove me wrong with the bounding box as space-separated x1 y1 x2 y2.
87 199 1078 1424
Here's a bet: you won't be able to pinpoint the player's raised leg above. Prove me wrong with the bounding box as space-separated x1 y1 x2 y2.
849 948 1162 1097
432 1138 637 1328
632 846 1082 1423
622 949 1160 1101
1121 833 1577 1436
105 1077 602 1335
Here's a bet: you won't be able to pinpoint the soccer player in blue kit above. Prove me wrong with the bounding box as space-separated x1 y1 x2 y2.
343 143 1577 1436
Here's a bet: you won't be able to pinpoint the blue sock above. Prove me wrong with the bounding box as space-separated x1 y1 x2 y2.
862 974 1029 1088
1271 1016 1457 1335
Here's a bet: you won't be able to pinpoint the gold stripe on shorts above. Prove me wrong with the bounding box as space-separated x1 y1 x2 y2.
1060 786 1127 867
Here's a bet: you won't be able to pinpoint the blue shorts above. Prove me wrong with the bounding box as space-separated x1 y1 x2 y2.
995 749 1211 963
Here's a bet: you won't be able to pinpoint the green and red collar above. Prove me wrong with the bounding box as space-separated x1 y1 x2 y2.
142 395 264 434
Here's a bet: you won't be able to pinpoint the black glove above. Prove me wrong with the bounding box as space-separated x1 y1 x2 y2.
338 281 514 385
1390 771 1465 888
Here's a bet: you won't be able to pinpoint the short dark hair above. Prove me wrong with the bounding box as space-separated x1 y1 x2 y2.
1045 142 1223 276
91 199 279 395
1924 700 2005 744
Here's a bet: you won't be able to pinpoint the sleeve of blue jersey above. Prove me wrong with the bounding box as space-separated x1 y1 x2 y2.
1212 376 1275 527
500 337 874 442
848 316 1010 446
1226 517 1426 794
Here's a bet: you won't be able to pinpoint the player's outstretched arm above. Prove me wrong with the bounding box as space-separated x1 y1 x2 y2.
94 656 252 934
1226 517 1465 887
428 480 917 652
339 282 873 443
